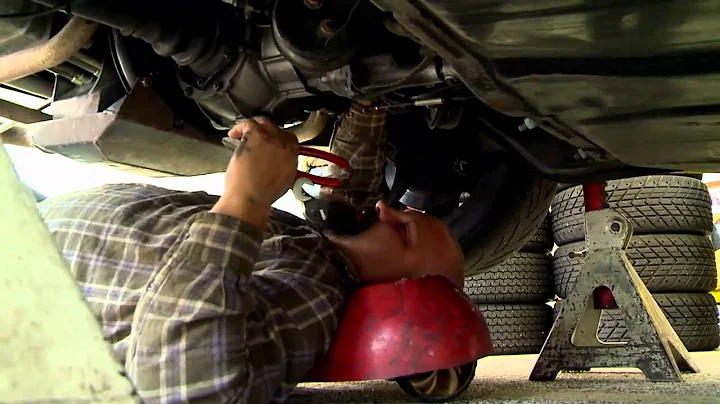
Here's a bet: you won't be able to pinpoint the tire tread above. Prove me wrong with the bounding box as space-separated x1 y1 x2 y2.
597 293 720 352
551 176 712 246
553 234 717 297
465 252 553 303
476 304 552 355
463 176 556 275
522 217 553 253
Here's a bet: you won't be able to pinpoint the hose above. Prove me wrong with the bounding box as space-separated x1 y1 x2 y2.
290 111 329 143
0 17 98 83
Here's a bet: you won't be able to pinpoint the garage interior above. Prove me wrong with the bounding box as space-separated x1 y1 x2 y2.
4 142 718 403
285 175 720 403
1 1 719 402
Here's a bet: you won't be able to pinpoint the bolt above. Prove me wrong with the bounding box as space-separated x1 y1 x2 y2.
304 0 323 9
212 81 223 91
139 76 152 87
183 87 193 97
610 221 622 233
575 148 604 162
568 250 586 259
319 19 336 37
518 117 537 132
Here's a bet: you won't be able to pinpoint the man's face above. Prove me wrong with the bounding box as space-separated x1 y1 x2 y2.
328 201 465 287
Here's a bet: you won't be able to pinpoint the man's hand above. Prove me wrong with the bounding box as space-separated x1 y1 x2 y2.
211 117 299 229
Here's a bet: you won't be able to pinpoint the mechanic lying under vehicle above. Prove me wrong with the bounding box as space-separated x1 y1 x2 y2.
37 103 465 403
7 1 720 398
9 0 720 282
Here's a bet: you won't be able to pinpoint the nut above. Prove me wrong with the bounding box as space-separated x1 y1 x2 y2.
304 0 323 9
517 117 537 132
319 19 335 37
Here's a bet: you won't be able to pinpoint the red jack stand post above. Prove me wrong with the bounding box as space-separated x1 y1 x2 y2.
530 181 700 382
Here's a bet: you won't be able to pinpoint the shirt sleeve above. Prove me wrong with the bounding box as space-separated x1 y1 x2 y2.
319 103 387 210
125 212 348 403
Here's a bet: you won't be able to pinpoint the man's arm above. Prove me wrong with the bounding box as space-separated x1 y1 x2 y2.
125 118 350 403
126 209 349 403
320 103 387 210
126 212 261 403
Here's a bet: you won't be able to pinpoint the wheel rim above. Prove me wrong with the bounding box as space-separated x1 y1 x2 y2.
407 367 461 397
398 361 476 401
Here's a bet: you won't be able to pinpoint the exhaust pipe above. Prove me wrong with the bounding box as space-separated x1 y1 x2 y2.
291 111 329 143
0 17 98 83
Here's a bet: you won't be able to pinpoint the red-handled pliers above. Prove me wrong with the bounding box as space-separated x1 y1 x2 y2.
294 147 350 188
294 147 350 201
222 137 350 201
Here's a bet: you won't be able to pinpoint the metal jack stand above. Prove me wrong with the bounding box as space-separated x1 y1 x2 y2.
530 182 700 382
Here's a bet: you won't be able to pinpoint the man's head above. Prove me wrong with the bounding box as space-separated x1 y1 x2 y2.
327 200 465 288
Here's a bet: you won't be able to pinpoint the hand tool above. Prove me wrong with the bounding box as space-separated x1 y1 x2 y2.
222 136 378 235
289 146 350 200
222 136 348 191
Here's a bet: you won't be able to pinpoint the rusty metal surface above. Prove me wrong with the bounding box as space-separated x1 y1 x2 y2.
0 17 98 83
26 84 231 176
530 209 699 382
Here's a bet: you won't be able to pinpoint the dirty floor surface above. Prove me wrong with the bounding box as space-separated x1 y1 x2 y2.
287 351 720 403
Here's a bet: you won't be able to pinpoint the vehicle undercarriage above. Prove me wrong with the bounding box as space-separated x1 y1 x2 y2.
1 0 716 273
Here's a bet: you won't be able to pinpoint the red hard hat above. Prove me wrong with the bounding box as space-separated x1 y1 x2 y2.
304 275 493 382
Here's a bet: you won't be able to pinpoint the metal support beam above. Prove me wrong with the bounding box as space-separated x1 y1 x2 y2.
5 75 54 99
0 99 51 124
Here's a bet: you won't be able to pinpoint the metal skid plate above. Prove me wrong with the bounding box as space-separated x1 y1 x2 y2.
25 84 231 177
530 209 699 382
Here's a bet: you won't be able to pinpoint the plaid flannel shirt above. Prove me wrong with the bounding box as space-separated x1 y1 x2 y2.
38 104 387 404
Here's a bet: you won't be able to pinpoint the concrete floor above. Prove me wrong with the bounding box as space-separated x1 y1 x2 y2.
288 350 720 403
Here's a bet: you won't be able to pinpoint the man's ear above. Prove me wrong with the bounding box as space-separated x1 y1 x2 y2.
376 200 412 225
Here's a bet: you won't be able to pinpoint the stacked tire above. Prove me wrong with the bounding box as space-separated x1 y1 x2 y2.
464 217 554 355
551 175 720 351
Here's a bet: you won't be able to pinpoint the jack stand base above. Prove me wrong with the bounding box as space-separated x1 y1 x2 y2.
530 209 699 382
